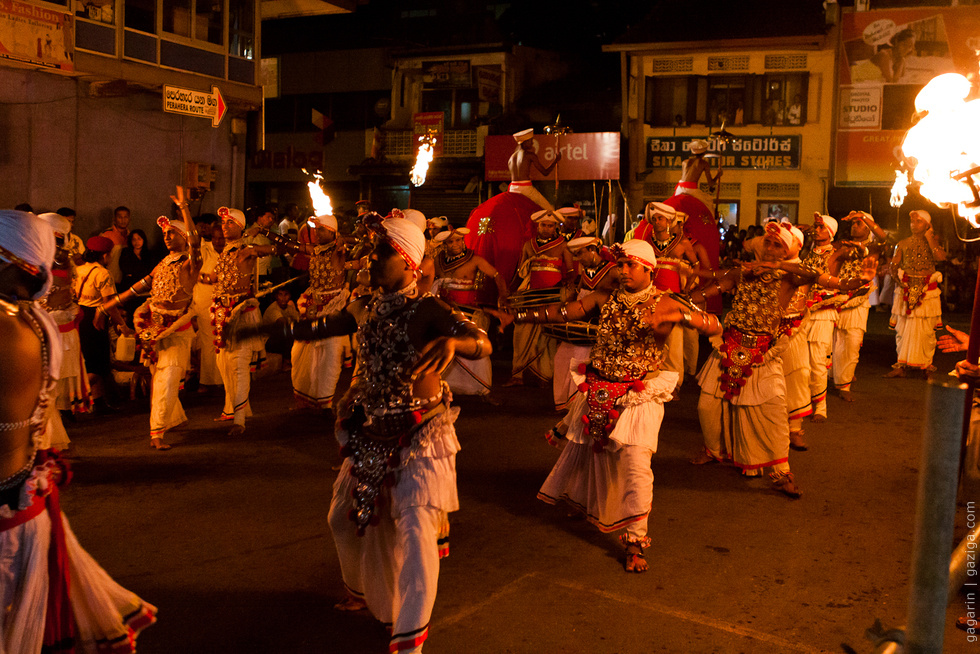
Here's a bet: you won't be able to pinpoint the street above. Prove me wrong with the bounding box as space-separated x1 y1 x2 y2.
60 311 977 654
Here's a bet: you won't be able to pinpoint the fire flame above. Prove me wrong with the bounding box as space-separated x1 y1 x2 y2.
895 72 980 224
306 171 333 220
411 139 435 187
890 170 909 208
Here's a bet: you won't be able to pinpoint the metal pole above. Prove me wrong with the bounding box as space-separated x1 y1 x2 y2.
906 375 968 654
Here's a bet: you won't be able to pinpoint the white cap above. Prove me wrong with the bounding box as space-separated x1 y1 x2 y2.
910 209 932 224
568 236 601 252
581 219 597 235
690 139 709 155
0 210 56 300
310 214 338 231
392 208 427 231
765 222 804 256
531 209 561 224
427 216 448 228
513 128 534 143
815 213 838 237
434 227 471 242
645 201 677 224
557 206 583 219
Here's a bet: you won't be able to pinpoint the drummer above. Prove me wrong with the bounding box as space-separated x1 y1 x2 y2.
557 205 585 242
432 226 507 398
552 236 618 417
504 209 574 387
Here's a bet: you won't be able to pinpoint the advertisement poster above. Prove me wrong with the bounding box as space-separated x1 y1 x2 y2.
484 132 621 181
835 7 980 186
0 0 73 71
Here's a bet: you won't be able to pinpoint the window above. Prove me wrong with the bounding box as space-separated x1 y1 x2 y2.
645 73 809 127
125 0 155 33
163 0 222 43
229 0 255 58
421 88 480 129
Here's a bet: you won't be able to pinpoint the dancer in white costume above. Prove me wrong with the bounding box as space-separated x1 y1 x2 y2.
886 210 945 377
507 128 560 211
102 188 202 449
494 240 721 572
235 218 490 653
262 212 349 409
0 209 157 653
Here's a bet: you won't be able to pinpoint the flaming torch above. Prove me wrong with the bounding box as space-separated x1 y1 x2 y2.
306 170 333 223
886 63 980 654
411 129 437 187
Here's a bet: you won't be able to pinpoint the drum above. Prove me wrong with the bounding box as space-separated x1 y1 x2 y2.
508 286 563 309
456 304 490 331
541 321 599 345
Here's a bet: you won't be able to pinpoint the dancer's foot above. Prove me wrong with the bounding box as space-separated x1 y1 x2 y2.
884 366 906 378
501 376 523 387
150 438 172 451
689 449 716 465
333 596 367 612
837 388 854 402
770 471 803 499
624 543 648 573
810 414 826 423
789 430 807 451
228 424 245 436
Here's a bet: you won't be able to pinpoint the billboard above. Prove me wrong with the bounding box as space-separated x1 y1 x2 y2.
484 132 621 181
647 135 801 170
0 0 73 71
835 7 980 187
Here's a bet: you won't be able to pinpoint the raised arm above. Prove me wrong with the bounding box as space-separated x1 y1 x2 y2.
475 256 510 306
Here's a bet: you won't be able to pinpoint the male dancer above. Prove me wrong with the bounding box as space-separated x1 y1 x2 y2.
495 240 721 572
236 218 490 653
508 128 560 210
102 188 202 449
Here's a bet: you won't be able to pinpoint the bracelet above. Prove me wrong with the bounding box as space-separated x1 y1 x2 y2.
680 310 693 326
515 309 528 323
559 303 570 322
473 334 488 358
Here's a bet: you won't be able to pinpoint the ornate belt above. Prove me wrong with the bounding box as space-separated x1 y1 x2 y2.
718 329 774 401
577 365 645 453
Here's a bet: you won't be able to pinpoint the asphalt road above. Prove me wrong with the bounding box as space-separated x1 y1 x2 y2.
59 310 978 653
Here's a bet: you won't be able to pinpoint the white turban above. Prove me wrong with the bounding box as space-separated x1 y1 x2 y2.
157 215 188 237
382 218 425 272
645 201 677 225
613 239 657 270
218 207 246 227
310 214 338 231
557 206 583 219
393 208 427 231
911 209 932 224
38 212 72 236
0 210 56 300
581 219 597 235
765 222 804 257
427 216 448 229
816 214 838 237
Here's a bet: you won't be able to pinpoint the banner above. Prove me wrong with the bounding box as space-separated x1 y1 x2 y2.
485 132 620 181
646 135 801 170
0 0 73 71
835 6 980 186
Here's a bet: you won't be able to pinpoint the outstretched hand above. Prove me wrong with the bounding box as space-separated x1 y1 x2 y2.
413 336 456 377
170 186 189 211
938 325 969 354
483 307 514 332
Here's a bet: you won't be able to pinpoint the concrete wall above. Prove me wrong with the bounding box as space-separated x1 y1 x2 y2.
0 68 246 246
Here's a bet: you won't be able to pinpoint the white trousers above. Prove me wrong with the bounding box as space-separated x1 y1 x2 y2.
291 336 345 408
149 327 194 440
217 346 254 426
806 312 836 419
832 305 869 391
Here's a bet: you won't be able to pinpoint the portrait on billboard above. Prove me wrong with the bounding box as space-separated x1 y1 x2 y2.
843 14 955 86
756 201 798 226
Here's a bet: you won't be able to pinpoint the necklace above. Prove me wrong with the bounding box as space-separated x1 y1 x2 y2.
618 283 656 309
372 281 419 318
444 250 467 265
653 233 676 252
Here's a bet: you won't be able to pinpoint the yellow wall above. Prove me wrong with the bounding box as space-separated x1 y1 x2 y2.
625 44 837 230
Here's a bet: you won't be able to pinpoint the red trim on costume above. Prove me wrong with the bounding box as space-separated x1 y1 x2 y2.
676 180 698 189
718 329 774 401
538 490 650 533
58 313 83 333
387 237 420 273
736 456 789 471
390 625 429 653
509 180 532 187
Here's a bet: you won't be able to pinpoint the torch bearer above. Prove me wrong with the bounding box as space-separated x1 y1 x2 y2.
545 114 572 201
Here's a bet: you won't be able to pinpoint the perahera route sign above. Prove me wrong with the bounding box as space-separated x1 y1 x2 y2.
163 85 226 127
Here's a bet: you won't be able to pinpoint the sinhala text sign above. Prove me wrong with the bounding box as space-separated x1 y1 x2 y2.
163 85 226 127
646 136 801 170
